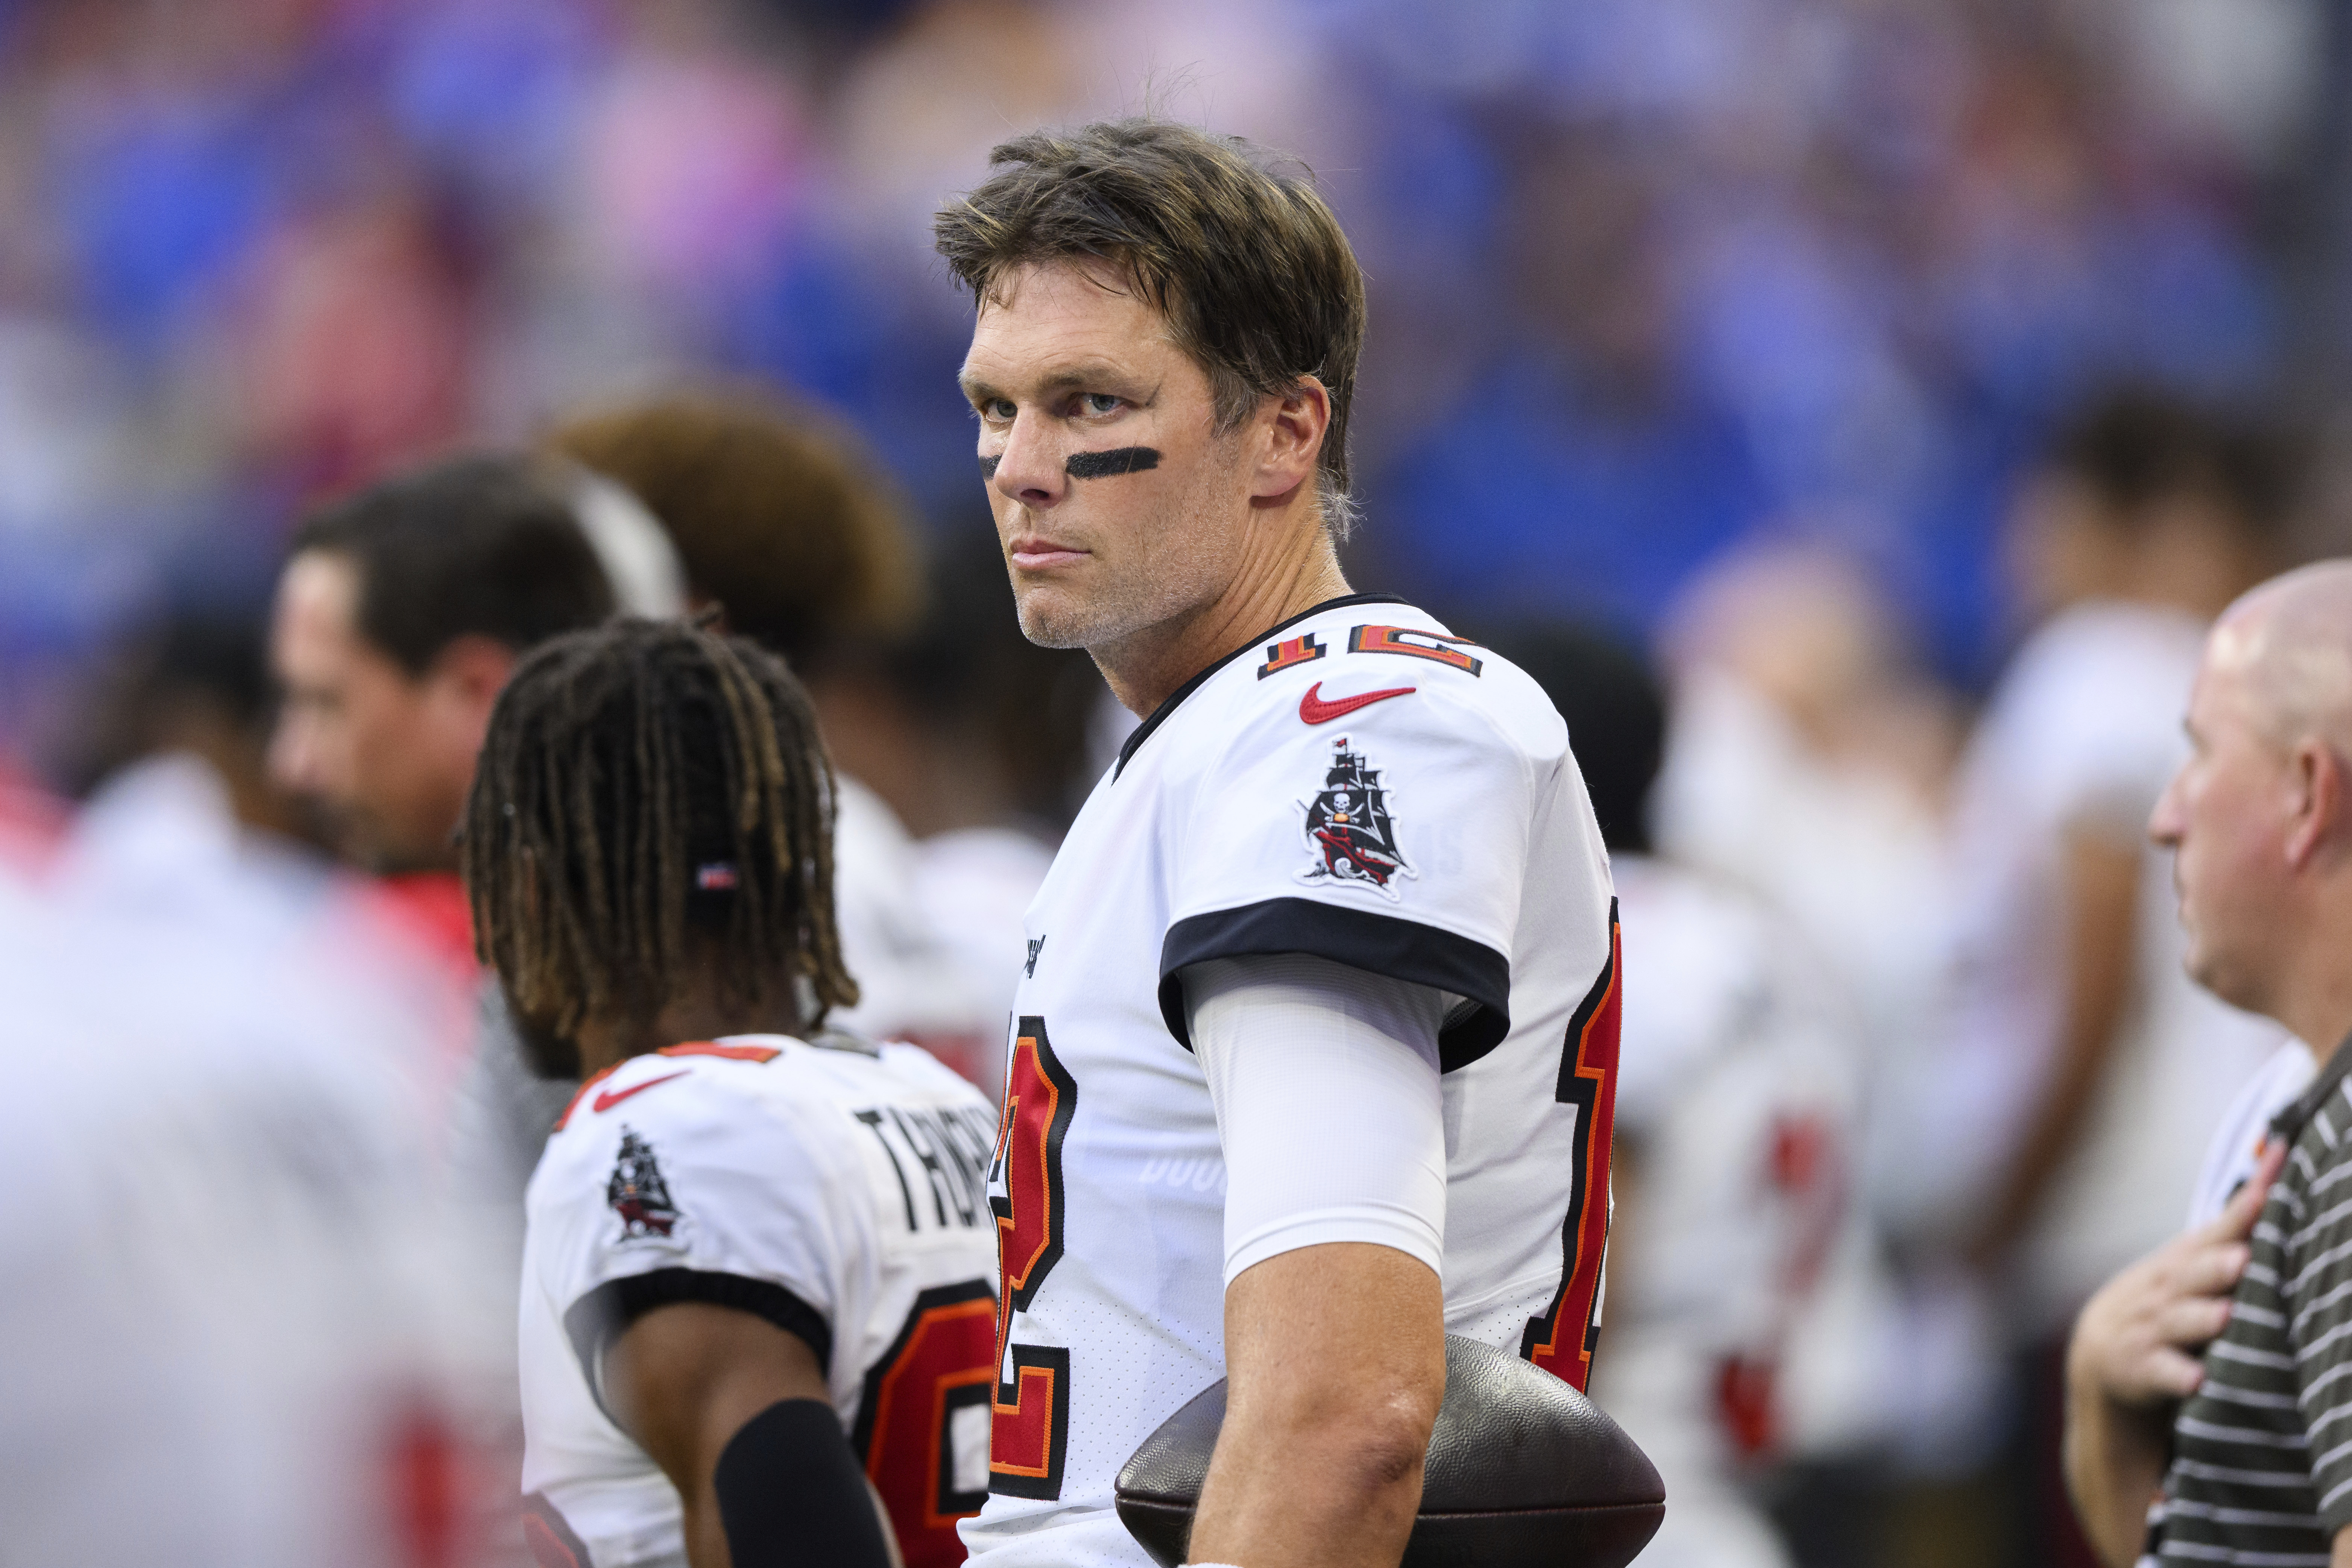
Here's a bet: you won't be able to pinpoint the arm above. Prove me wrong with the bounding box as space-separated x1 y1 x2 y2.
606 1302 896 1568
1188 1242 1446 1568
1179 954 1453 1568
1971 825 2142 1265
2062 1142 2281 1568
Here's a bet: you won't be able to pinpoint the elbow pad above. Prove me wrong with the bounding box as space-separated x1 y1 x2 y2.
713 1398 894 1568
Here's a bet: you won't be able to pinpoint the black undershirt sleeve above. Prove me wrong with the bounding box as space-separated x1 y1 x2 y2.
712 1398 895 1568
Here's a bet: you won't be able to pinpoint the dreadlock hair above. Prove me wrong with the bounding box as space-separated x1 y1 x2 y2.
462 618 859 1077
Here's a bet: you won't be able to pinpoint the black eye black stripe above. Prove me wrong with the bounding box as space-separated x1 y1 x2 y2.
978 447 1163 481
1064 447 1160 478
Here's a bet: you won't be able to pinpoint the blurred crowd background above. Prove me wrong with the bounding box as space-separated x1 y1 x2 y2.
2 0 2349 1564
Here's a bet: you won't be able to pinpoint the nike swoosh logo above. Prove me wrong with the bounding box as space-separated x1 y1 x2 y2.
593 1070 690 1114
1299 681 1416 725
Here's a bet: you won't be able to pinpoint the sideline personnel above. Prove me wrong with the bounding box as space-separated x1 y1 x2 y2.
2065 560 2352 1565
936 120 1621 1568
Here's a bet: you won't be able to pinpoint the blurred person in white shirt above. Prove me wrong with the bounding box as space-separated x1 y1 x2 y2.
58 606 478 1105
0 784 499 1566
1491 621 1868 1568
1654 542 1957 1069
1917 391 2290 1313
1912 390 2293 1556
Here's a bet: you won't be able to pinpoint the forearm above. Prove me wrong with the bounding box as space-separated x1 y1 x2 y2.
2063 1377 2172 1568
1187 1243 1445 1568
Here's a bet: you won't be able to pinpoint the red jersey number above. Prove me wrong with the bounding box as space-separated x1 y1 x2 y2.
988 1018 1077 1500
853 1282 999 1567
1521 900 1622 1390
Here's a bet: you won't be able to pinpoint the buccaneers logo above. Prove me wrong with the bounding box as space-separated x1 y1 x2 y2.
607 1128 680 1239
1297 738 1416 901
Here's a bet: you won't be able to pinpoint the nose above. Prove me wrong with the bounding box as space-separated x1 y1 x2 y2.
990 410 1066 510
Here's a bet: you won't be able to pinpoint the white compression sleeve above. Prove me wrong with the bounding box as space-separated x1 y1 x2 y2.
1182 954 1452 1286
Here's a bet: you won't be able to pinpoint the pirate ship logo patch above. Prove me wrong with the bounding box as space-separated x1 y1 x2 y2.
1297 738 1416 901
607 1128 680 1240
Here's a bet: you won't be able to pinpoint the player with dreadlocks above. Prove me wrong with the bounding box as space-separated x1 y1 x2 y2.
464 618 1001 1568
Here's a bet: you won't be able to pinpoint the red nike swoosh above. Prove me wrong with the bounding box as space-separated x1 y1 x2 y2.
1299 681 1416 725
593 1070 690 1114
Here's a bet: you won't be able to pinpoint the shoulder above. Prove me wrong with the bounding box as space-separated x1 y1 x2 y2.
550 1038 791 1136
538 1038 860 1206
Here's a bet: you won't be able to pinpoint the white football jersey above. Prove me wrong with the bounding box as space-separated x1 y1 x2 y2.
519 1034 1001 1568
962 595 1619 1567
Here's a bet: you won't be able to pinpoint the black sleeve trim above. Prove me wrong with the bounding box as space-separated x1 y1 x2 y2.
1158 896 1511 1072
563 1268 833 1423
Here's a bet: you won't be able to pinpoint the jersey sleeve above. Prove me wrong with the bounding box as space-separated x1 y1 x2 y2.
1156 666 1555 1072
539 1064 850 1414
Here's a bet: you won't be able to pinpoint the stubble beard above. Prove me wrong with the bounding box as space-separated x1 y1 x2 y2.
1006 448 1240 657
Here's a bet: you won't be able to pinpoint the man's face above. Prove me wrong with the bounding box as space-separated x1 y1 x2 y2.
267 550 492 873
2150 636 2293 1014
959 260 1259 653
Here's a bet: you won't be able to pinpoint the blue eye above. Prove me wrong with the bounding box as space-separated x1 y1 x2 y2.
1082 393 1124 416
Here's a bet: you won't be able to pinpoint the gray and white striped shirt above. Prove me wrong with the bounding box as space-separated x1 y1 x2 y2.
2152 1065 2352 1566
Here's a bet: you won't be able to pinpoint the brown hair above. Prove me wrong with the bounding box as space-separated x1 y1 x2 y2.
290 452 615 675
934 119 1367 534
462 618 858 1076
548 389 921 670
2050 386 2300 549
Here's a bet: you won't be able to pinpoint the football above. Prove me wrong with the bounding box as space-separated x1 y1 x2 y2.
1114 1334 1665 1568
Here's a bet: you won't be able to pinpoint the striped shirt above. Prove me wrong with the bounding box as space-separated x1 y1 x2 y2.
2151 1062 2352 1566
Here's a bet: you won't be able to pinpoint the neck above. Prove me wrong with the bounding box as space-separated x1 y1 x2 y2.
1094 510 1352 716
2281 953 2352 1070
571 987 803 1080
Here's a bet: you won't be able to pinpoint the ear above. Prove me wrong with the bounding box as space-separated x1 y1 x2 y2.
428 634 519 733
1249 376 1331 503
2284 741 2347 870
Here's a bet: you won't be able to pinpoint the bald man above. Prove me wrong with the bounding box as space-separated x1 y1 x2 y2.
2064 560 2352 1567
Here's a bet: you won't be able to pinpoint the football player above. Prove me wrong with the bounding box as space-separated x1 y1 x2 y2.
460 619 1001 1568
934 121 1620 1568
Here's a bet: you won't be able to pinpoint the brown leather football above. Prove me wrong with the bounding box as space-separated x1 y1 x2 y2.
1114 1334 1665 1568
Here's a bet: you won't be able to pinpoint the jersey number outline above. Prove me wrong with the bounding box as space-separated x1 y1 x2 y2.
853 1280 999 1568
1348 624 1485 674
1521 899 1620 1390
988 1017 1077 1499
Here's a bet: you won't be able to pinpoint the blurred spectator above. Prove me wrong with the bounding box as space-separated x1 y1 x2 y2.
1904 388 2294 1558
1912 390 2291 1293
58 603 477 1072
268 452 616 970
0 655 510 1565
1654 542 1957 1074
264 450 629 1560
1489 620 1865 1568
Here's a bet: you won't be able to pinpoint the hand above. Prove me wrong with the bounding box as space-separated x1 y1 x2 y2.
2068 1138 2285 1408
